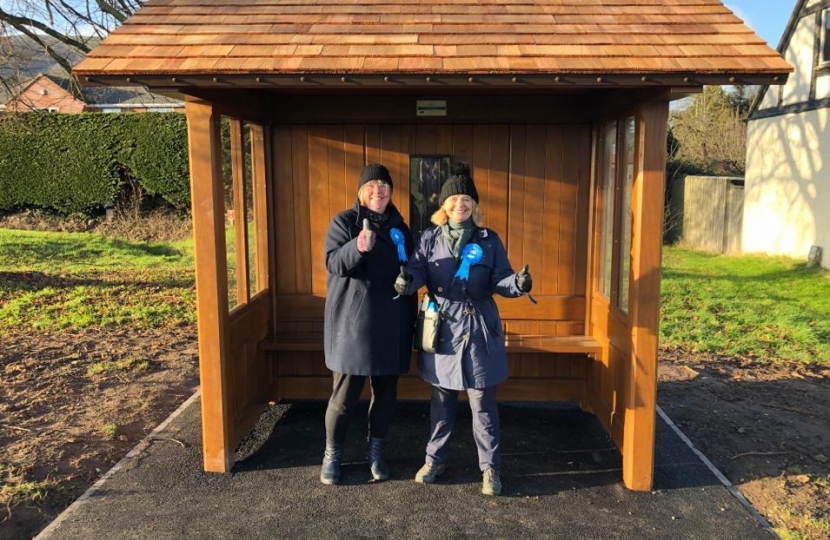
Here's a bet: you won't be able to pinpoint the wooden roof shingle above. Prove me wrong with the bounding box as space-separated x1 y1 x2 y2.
74 0 792 87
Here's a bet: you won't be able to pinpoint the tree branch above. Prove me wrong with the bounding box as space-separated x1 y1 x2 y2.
0 7 91 53
93 0 128 24
56 0 109 35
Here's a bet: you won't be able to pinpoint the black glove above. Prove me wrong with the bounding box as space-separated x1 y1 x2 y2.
394 266 411 295
516 264 532 293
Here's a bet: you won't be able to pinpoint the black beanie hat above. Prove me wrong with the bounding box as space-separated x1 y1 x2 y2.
439 162 478 206
358 164 393 190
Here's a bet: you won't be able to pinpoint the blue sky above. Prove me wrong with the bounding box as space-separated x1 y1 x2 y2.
0 0 801 49
724 0 797 49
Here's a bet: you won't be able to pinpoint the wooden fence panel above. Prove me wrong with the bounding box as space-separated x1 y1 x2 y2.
678 175 744 254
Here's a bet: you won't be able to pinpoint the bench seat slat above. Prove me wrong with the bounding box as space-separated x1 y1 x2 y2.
259 333 601 355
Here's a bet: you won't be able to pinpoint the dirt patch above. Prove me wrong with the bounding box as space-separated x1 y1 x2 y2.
659 347 830 539
2 330 828 539
0 326 199 540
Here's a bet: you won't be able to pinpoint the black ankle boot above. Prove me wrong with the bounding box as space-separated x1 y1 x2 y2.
366 437 389 481
320 443 343 485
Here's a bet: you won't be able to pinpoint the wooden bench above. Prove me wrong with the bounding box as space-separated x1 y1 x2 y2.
259 332 601 356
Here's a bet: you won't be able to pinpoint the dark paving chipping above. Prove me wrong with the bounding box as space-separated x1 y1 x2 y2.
40 399 772 539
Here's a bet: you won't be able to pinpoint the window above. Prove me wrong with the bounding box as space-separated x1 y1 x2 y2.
409 155 452 239
823 11 830 64
617 117 636 313
595 116 638 315
220 117 266 312
597 121 617 299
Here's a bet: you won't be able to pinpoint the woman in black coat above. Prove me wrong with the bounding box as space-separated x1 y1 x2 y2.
320 163 416 485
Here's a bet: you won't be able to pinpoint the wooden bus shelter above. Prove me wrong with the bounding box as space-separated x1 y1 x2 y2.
75 0 790 490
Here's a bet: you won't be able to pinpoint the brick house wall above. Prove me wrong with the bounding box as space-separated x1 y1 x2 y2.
5 75 86 113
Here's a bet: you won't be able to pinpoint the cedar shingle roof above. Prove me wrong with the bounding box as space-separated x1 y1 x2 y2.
74 0 791 87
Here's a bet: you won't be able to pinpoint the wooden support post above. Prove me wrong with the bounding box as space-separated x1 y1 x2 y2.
622 98 668 490
186 97 233 473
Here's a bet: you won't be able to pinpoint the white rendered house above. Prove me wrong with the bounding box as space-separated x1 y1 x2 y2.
746 0 830 268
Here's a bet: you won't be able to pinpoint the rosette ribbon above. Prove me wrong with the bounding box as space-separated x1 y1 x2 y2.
454 243 483 282
389 228 408 263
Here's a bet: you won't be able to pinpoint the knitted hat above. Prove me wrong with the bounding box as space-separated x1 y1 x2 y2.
439 162 479 205
358 164 393 190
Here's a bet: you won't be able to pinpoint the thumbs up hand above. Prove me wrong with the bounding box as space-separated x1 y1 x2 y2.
357 218 376 253
394 265 411 295
516 264 533 293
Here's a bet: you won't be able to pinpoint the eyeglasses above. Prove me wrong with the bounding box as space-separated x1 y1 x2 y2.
363 180 390 191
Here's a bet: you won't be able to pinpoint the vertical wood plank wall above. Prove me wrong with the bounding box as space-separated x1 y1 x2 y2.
271 123 592 402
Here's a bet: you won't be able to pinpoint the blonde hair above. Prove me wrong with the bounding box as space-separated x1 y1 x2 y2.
431 198 484 227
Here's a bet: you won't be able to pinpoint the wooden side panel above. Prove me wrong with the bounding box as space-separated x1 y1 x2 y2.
186 97 232 473
227 292 272 448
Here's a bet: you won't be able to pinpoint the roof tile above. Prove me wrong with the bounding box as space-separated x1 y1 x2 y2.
75 0 792 81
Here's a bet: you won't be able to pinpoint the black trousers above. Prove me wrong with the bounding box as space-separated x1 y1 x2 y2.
324 372 399 446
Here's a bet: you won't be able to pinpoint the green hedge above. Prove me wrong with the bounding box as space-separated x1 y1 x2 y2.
0 112 190 215
121 114 191 209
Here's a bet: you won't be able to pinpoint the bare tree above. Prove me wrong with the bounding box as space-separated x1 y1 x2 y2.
1 0 141 98
669 85 758 176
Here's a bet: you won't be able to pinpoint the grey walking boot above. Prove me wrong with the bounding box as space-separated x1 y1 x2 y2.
320 443 343 485
366 437 389 481
482 468 502 496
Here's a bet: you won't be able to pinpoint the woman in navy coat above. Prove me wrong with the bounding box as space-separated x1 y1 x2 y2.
321 164 416 485
395 163 532 496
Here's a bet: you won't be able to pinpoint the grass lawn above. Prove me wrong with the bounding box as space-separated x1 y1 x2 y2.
2 228 828 368
0 229 196 334
661 246 830 366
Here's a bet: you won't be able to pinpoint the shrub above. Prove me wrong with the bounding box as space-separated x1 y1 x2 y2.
0 112 190 215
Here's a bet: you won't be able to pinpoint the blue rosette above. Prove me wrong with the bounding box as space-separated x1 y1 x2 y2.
454 243 483 282
389 228 408 263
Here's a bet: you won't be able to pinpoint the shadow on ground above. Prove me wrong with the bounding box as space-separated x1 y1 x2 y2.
38 400 773 540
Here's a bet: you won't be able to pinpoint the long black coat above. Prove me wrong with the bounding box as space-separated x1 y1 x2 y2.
323 202 416 376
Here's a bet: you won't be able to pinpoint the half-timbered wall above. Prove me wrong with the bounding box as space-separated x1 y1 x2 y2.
270 122 593 402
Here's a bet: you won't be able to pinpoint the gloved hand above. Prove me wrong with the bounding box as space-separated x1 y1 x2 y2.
394 266 411 295
516 264 532 293
357 218 376 253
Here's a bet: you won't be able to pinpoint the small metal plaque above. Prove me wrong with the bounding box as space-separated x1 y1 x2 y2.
416 100 447 117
